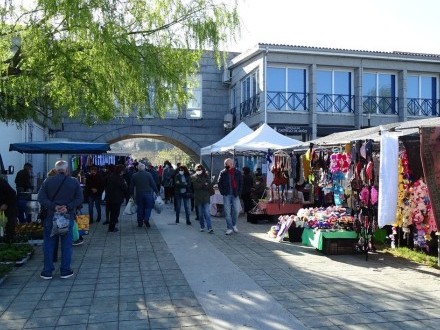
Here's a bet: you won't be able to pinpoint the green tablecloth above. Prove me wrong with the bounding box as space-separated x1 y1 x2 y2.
301 228 358 250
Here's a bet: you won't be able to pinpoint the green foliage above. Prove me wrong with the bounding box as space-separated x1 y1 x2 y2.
0 0 239 125
156 147 193 167
383 246 438 269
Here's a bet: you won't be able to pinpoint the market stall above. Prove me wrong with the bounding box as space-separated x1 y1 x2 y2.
9 140 111 238
282 117 440 262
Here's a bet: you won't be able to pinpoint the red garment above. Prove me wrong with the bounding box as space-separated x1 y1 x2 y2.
229 168 236 190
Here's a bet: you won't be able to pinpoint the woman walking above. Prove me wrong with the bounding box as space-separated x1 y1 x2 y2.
192 164 214 233
105 164 128 232
174 165 192 225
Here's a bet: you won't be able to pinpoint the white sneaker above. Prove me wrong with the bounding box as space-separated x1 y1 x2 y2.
233 226 238 233
225 229 233 235
200 228 205 232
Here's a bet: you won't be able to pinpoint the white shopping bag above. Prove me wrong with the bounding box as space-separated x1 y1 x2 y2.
123 198 137 215
154 195 164 214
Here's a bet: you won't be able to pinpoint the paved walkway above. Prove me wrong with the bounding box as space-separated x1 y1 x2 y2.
0 204 439 329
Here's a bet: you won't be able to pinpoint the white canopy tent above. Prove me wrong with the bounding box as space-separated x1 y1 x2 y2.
233 123 302 153
200 122 253 156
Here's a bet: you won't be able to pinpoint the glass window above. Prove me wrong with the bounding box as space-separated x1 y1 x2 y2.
267 67 306 111
317 70 352 112
186 74 202 119
267 67 285 92
407 76 418 98
362 73 376 96
287 68 305 93
241 71 258 102
317 70 332 94
407 75 437 116
362 72 396 114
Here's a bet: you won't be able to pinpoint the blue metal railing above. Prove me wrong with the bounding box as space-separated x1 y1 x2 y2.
407 98 439 116
239 93 440 119
240 94 260 119
363 96 398 115
316 93 354 113
266 91 307 112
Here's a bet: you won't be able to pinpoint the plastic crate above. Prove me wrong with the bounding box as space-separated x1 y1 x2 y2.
322 237 357 255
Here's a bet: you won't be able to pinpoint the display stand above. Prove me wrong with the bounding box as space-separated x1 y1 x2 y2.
247 201 302 224
301 228 358 255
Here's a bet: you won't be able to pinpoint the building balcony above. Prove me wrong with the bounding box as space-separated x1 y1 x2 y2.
238 93 440 119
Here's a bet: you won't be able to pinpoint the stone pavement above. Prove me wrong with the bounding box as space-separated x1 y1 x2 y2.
1 204 440 330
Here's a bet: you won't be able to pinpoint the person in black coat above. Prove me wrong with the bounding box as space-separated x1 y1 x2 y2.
0 176 18 243
104 164 128 232
241 166 255 213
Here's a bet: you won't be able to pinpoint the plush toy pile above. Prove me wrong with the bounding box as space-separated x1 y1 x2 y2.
293 206 354 230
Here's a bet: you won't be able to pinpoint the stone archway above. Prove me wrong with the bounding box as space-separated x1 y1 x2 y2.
95 125 201 162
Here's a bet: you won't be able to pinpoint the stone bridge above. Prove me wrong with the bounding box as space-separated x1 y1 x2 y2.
52 53 232 165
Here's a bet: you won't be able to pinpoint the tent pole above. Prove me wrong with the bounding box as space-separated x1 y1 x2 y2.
210 154 214 183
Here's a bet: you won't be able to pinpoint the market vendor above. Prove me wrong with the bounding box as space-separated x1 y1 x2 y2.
0 175 17 242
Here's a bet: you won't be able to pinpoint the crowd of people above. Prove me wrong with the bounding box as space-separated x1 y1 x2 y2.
0 157 267 280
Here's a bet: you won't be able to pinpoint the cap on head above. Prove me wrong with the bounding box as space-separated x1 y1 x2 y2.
55 160 68 172
137 163 146 171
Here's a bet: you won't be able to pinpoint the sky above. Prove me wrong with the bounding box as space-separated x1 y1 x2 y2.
227 0 440 54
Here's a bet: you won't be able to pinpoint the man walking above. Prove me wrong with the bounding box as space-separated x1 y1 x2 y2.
85 166 104 223
38 160 83 279
130 163 158 228
217 158 243 235
15 162 33 223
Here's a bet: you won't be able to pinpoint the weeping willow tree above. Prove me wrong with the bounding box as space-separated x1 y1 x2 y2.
0 0 239 125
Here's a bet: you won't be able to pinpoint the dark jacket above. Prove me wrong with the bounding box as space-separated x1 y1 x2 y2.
242 173 255 195
218 167 243 197
0 177 18 219
162 167 175 187
85 172 105 197
37 173 83 222
129 170 158 197
105 173 128 204
192 172 213 205
15 169 33 192
174 173 192 195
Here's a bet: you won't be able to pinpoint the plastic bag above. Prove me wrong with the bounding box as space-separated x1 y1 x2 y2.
154 196 164 214
123 198 137 215
51 212 70 237
72 221 80 241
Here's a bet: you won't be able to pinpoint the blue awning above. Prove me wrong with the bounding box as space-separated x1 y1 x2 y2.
9 141 110 154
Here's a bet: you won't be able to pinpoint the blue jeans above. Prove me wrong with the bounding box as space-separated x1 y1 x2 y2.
175 193 190 223
42 217 73 276
17 198 31 223
223 194 240 230
197 202 212 230
136 192 155 225
88 195 102 221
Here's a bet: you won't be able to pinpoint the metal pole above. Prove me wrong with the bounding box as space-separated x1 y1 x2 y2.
437 232 440 267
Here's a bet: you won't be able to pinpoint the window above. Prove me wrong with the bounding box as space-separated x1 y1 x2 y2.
407 75 437 116
362 73 397 114
241 71 258 102
267 67 307 111
316 70 352 112
186 74 203 119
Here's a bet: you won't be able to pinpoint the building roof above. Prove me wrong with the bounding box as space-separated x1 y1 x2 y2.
229 43 440 68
